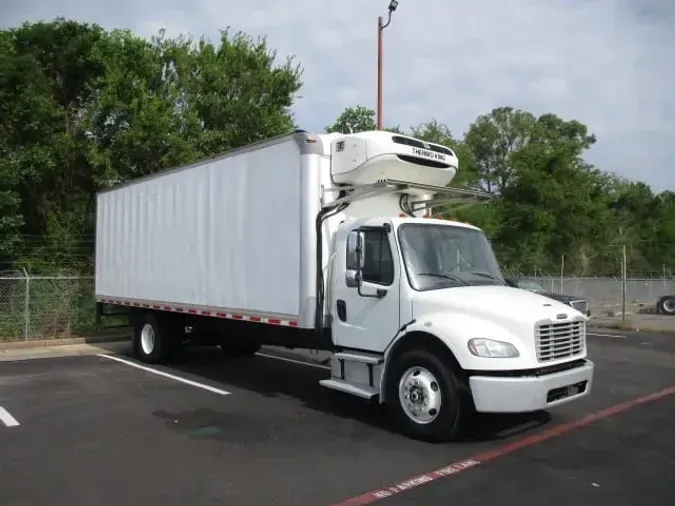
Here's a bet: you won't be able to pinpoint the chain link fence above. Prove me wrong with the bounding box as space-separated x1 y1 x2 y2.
0 272 96 341
1 273 673 341
510 275 675 309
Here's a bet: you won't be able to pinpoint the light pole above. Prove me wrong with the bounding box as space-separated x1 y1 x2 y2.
377 0 398 130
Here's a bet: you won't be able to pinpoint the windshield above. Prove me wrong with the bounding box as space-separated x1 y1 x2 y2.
516 280 547 294
397 223 505 291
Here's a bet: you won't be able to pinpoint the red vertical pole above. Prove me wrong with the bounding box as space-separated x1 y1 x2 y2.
377 16 383 130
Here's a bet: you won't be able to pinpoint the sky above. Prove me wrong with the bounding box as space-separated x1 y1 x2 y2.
2 0 674 192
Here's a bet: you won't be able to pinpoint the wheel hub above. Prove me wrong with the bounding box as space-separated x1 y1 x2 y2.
398 366 442 424
140 323 155 355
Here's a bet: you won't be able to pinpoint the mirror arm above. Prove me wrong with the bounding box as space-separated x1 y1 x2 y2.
357 280 386 299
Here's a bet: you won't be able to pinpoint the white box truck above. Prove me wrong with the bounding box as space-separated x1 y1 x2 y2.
95 129 594 442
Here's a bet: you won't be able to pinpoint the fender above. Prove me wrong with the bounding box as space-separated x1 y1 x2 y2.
378 312 538 403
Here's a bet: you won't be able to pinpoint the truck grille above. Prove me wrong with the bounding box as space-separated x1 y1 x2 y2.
535 321 585 362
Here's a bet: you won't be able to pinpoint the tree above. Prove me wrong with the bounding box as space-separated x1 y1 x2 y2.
463 107 537 194
0 29 24 258
0 19 110 267
325 105 402 134
0 18 304 272
496 142 614 274
3 16 673 278
325 104 675 275
326 105 376 133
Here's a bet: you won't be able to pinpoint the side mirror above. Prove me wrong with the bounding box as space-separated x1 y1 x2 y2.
345 270 360 288
355 231 366 270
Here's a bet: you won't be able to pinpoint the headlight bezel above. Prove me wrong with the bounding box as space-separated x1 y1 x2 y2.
468 338 520 358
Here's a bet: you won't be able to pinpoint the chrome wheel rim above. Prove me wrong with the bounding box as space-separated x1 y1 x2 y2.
140 323 155 355
398 366 442 424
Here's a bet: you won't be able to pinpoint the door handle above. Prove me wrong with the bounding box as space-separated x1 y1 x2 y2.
336 300 347 322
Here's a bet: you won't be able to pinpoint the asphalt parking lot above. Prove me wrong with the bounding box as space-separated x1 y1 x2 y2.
1 330 673 506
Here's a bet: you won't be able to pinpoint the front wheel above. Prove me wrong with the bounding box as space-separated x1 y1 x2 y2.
385 348 474 443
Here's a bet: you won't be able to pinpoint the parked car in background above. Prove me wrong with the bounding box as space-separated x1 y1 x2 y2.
505 277 592 317
656 294 675 316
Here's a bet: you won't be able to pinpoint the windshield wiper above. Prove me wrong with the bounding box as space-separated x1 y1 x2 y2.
417 272 470 286
469 271 505 284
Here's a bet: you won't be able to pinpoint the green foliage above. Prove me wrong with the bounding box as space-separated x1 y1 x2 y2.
327 105 675 276
0 19 303 272
1 18 672 279
325 105 403 134
326 105 377 133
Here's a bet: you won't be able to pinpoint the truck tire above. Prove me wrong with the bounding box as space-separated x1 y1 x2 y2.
385 348 473 443
657 296 675 315
132 312 176 364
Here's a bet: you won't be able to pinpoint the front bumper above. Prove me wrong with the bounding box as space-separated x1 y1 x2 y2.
469 359 594 413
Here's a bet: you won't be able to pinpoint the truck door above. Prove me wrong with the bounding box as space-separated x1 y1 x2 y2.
331 219 401 352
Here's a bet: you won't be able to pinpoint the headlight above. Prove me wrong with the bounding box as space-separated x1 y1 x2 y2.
468 338 520 358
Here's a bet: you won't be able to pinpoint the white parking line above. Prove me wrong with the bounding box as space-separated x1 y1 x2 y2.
0 406 19 427
588 332 627 339
98 354 231 396
256 352 330 370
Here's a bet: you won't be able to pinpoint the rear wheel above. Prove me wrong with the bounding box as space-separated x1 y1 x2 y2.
386 348 473 443
132 312 179 364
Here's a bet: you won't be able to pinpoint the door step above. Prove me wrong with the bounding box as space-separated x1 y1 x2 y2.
333 351 383 364
319 379 378 400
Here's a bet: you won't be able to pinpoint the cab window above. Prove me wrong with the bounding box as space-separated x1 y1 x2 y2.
346 228 394 286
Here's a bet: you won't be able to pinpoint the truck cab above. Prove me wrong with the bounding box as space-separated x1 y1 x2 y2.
316 131 594 442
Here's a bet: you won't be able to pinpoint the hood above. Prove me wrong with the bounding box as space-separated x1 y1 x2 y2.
412 285 584 338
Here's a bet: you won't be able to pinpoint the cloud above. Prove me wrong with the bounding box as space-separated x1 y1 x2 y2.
2 0 673 191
